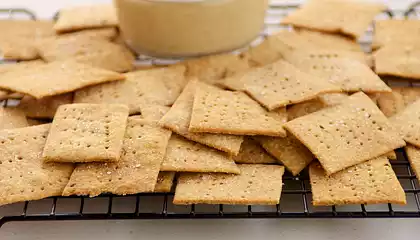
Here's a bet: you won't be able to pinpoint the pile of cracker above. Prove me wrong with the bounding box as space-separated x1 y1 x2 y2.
0 0 420 207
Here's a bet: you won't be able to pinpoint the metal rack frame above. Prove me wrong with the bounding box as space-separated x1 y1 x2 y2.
1 1 420 227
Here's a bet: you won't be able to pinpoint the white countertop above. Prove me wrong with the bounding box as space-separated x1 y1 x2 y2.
1 0 420 239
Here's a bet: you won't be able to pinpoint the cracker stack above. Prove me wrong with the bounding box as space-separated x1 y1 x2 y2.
0 1 418 208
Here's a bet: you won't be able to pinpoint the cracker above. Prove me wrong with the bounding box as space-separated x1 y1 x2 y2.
256 135 314 176
159 80 244 155
173 164 285 205
372 20 420 49
377 87 420 117
36 36 134 72
285 56 391 93
62 118 171 197
0 124 73 206
54 4 118 33
183 53 250 85
285 92 406 175
0 108 28 129
74 66 187 114
281 0 386 39
374 44 420 79
309 157 406 206
154 172 176 193
42 104 129 163
0 20 55 60
161 134 240 174
0 60 125 99
242 60 341 110
287 99 325 121
18 93 73 119
233 137 277 164
318 93 349 106
58 27 118 40
189 84 287 137
390 99 420 148
406 145 420 183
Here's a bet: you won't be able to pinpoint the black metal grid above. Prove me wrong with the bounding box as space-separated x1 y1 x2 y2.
1 2 420 227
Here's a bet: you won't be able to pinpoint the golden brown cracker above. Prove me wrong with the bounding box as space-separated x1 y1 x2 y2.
174 164 285 205
154 172 176 193
42 104 129 163
0 124 73 206
406 145 420 183
189 84 287 137
285 92 405 175
310 157 406 206
242 60 341 110
0 61 125 99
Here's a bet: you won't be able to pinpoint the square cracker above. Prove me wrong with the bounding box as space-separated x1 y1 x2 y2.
0 60 125 99
282 48 370 66
62 118 171 197
256 135 313 176
0 124 74 206
159 80 243 155
245 35 289 67
74 66 187 114
161 134 240 174
36 36 134 72
285 92 406 175
281 0 385 39
42 104 129 163
0 108 28 129
18 93 73 119
173 164 285 205
372 20 420 49
154 172 176 193
309 156 406 206
390 99 420 148
406 145 420 183
54 4 118 33
374 44 420 79
233 137 277 164
242 60 341 110
284 55 391 93
377 87 420 117
189 84 287 137
183 53 250 85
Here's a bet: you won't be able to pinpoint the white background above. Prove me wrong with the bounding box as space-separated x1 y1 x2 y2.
0 0 420 239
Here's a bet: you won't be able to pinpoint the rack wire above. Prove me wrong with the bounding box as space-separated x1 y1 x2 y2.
1 1 420 228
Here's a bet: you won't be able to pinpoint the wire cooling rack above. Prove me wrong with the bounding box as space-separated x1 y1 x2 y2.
1 1 420 228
